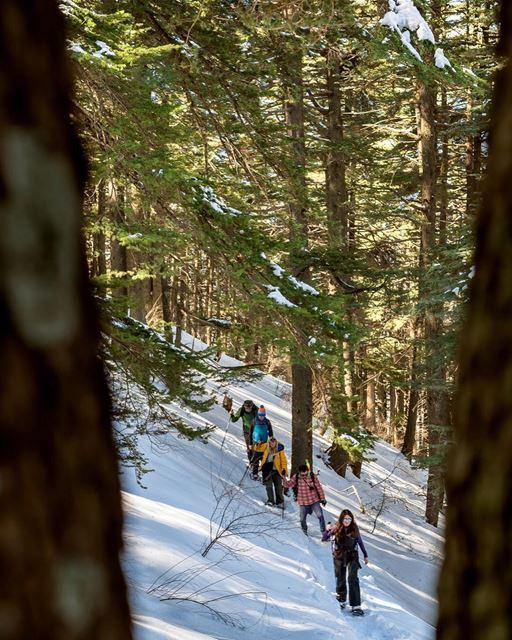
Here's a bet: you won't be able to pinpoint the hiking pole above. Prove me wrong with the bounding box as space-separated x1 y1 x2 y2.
220 411 231 450
240 447 257 484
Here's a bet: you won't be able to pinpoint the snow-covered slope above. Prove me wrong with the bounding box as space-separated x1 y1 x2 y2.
121 339 441 640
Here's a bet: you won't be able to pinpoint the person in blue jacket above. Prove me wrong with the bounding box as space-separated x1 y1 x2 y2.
249 405 273 479
322 509 369 616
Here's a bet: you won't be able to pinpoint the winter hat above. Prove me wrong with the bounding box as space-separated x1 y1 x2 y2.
243 399 254 409
257 405 266 418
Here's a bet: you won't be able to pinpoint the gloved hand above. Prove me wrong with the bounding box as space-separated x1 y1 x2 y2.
321 500 327 506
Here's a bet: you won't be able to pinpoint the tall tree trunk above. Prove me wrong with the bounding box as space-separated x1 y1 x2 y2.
439 88 449 245
365 377 377 432
402 323 420 458
0 1 132 638
416 79 447 526
281 37 313 472
109 180 128 310
376 380 387 428
323 46 355 451
91 180 107 280
325 48 349 244
437 4 512 637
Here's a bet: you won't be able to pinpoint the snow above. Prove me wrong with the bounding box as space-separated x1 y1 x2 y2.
267 259 320 297
69 42 86 55
434 49 452 70
67 40 116 59
121 331 441 640
265 285 298 308
399 30 423 62
382 0 435 44
60 0 79 15
380 0 451 68
206 317 232 327
94 40 115 57
287 275 320 296
198 186 242 217
270 262 287 278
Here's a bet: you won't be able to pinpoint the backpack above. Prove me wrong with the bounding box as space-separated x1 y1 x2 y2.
252 418 270 443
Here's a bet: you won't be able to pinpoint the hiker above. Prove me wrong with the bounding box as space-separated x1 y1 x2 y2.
249 405 273 479
230 399 257 460
322 509 369 616
283 464 327 535
259 436 288 508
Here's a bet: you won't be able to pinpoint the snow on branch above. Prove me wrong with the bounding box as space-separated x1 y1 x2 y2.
265 256 320 297
265 285 297 308
380 0 452 69
434 48 452 70
198 185 242 217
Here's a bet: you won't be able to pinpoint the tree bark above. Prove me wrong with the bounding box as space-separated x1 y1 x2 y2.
437 5 512 637
281 37 313 473
416 79 447 526
0 1 132 638
108 180 128 310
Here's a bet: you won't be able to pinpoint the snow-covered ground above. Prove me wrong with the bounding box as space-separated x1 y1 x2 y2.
121 337 442 639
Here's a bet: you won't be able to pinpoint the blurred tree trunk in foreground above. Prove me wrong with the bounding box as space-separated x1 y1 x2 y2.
0 2 132 638
437 3 512 639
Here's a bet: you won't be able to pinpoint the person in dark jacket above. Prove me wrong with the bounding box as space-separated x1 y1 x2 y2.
230 399 257 460
322 509 369 616
259 437 288 508
249 405 273 479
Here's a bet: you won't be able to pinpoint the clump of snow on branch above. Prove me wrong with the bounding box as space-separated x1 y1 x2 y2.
265 257 320 296
381 0 452 69
434 48 452 69
94 40 115 58
198 186 242 216
67 40 116 59
59 0 79 15
265 286 297 308
381 0 435 44
270 262 286 278
288 275 320 296
69 42 86 55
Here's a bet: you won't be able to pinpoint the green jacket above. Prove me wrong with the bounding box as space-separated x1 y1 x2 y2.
230 405 257 433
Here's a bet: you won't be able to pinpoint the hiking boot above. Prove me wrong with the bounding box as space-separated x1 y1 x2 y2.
336 596 346 608
351 607 364 616
251 473 259 481
265 500 275 506
276 502 284 510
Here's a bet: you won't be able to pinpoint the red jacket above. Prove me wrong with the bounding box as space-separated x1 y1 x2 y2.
283 472 325 506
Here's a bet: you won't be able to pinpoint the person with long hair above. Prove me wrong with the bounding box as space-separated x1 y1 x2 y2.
322 509 369 616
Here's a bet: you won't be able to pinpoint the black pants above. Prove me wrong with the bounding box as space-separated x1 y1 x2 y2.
250 450 264 475
333 557 361 607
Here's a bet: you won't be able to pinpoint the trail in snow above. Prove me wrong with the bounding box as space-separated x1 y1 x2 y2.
121 332 440 640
